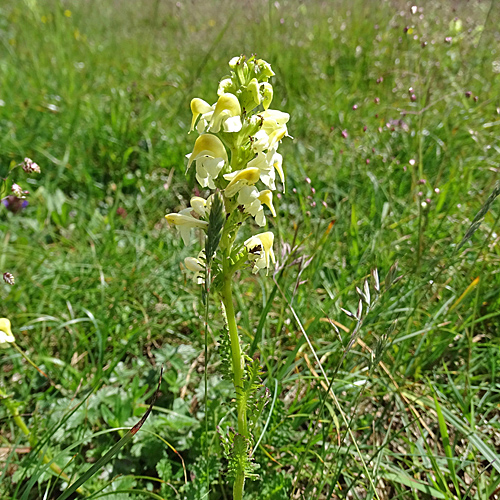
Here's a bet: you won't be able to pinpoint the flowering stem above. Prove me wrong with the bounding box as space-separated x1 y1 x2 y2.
220 275 247 499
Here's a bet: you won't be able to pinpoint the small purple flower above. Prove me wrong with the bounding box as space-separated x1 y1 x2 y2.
341 130 348 139
2 196 29 214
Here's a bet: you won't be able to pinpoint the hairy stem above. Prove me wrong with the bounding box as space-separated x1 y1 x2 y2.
220 275 247 499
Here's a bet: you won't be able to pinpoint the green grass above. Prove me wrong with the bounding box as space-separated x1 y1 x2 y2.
1 0 500 498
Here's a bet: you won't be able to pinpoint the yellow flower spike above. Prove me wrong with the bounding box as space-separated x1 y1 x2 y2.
224 167 261 198
208 93 242 133
261 82 273 110
258 190 276 217
190 98 213 133
0 318 15 347
186 134 228 172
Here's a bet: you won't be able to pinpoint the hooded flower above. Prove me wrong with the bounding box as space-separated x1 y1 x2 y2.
237 186 276 227
165 209 209 246
223 167 261 198
208 93 242 133
244 231 276 275
186 134 228 189
190 98 214 133
184 252 206 285
0 318 15 347
247 148 285 192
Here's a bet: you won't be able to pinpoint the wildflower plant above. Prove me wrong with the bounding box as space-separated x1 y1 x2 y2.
165 55 290 498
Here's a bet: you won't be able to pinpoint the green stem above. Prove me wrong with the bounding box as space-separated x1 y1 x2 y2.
220 276 247 499
0 387 86 495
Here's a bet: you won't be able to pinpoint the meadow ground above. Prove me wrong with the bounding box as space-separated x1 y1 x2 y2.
1 0 500 498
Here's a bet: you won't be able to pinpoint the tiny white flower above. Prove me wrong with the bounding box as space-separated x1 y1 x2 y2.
186 134 228 189
244 231 276 275
0 318 15 347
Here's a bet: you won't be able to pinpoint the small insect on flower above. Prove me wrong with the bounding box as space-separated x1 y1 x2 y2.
3 272 15 285
244 231 276 275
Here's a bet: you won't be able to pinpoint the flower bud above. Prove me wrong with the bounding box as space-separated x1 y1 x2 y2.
247 78 261 107
256 59 275 79
261 82 273 110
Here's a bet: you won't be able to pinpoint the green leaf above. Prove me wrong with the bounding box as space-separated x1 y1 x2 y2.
381 471 446 498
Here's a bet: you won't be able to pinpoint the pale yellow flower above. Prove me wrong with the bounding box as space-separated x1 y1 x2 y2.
165 209 208 246
223 167 261 198
186 134 228 189
208 93 242 133
244 232 276 275
184 254 205 285
190 98 213 133
0 318 15 347
237 186 276 227
247 148 284 192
